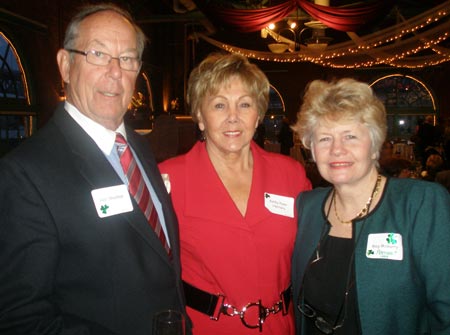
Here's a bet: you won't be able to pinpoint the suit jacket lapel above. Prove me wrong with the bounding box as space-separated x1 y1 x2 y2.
51 104 122 188
51 105 174 263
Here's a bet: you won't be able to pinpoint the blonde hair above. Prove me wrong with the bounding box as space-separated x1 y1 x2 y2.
292 78 387 160
187 52 270 123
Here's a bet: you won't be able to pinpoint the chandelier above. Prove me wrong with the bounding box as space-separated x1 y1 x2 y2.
264 20 333 54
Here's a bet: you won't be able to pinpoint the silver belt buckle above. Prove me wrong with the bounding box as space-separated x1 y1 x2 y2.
216 291 288 332
240 300 266 332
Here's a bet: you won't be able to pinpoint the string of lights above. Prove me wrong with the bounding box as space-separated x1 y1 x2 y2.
195 1 450 68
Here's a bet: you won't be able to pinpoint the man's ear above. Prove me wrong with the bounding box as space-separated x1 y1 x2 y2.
57 49 71 84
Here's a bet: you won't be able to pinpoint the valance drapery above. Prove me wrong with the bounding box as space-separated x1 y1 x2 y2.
192 0 450 68
194 0 388 32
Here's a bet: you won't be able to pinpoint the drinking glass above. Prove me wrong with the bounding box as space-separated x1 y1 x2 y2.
153 309 185 335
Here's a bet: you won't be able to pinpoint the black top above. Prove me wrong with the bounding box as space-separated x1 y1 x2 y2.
301 234 361 335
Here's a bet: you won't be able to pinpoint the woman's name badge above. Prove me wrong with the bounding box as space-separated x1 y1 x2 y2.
366 233 403 261
264 192 294 218
91 185 133 218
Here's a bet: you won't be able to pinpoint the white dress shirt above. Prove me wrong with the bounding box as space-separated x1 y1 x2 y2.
65 101 170 245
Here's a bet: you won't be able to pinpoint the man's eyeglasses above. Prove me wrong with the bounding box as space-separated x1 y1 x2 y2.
66 49 142 72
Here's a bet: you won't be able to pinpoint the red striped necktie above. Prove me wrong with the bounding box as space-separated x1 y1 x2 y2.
115 133 170 254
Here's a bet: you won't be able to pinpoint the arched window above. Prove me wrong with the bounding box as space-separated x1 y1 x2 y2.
370 74 436 141
263 85 286 142
125 71 155 130
0 32 34 156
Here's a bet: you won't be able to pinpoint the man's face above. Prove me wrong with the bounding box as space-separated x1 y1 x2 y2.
58 10 140 130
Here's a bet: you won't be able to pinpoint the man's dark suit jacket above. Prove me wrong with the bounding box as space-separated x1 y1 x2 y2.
0 103 189 335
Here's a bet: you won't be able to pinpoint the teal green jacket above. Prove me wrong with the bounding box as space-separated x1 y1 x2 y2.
292 178 450 334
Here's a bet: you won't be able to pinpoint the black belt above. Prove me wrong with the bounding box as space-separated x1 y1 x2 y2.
183 280 291 332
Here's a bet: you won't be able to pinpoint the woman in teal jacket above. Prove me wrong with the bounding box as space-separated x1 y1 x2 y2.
291 78 450 334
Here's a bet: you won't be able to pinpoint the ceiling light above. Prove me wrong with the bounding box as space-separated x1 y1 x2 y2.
287 19 297 29
268 43 289 54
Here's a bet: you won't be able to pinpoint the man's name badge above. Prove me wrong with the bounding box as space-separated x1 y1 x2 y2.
366 233 403 261
91 185 133 218
264 192 294 218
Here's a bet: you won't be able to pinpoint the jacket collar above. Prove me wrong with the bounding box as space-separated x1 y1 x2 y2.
183 141 271 224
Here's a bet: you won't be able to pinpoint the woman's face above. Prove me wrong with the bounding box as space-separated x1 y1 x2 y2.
197 76 260 156
311 118 377 187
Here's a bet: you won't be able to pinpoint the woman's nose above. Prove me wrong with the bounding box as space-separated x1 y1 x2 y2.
331 140 345 155
227 106 239 122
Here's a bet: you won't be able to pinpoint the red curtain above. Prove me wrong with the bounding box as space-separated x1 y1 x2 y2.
296 0 387 32
195 1 297 32
194 0 388 32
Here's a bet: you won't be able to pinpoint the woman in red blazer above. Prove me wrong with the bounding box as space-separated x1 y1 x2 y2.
159 53 311 335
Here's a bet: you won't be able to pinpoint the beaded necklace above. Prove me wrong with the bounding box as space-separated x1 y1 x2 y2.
333 174 382 224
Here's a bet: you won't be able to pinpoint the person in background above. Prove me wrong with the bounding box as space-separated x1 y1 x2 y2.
415 115 437 166
435 169 450 192
378 140 394 164
0 4 190 335
421 153 444 181
379 157 414 178
443 117 450 167
291 78 450 335
159 53 312 335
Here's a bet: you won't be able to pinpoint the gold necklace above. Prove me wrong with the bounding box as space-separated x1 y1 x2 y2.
333 174 382 224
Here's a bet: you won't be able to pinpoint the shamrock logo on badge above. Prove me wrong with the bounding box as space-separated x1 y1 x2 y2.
100 204 109 214
386 233 397 244
92 184 133 218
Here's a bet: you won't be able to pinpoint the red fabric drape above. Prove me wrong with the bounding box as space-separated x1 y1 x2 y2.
195 1 296 32
296 0 387 32
194 0 388 32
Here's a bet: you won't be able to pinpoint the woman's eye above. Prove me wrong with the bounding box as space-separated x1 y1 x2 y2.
345 134 357 140
240 102 251 108
318 137 331 142
214 103 225 109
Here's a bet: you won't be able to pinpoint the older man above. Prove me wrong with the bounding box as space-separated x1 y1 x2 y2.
0 4 189 335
